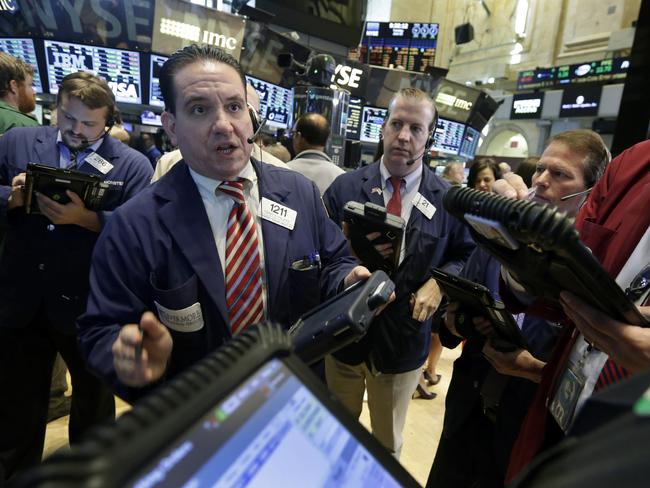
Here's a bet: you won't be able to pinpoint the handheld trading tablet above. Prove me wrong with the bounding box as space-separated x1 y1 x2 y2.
432 267 528 351
15 324 419 488
24 163 109 214
343 201 405 275
290 270 395 364
443 186 649 327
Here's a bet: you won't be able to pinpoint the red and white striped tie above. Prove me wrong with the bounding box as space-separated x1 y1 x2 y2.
218 180 264 334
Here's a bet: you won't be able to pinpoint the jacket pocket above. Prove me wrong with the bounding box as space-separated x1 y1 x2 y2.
149 272 204 333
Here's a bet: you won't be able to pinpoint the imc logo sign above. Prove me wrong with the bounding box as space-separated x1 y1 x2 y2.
0 0 17 11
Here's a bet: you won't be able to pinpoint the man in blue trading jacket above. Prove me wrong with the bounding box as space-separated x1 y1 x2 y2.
0 71 153 482
76 45 365 402
323 87 475 457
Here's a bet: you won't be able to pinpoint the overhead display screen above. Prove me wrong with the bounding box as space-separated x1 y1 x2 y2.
431 117 466 155
517 57 629 89
458 126 481 160
356 22 439 73
359 105 387 143
44 40 142 104
559 84 602 117
511 92 545 120
0 38 43 94
345 97 363 140
245 75 293 130
149 53 168 108
434 79 481 124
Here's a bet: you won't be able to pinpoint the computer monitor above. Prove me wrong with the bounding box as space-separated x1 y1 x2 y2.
458 126 481 160
140 110 162 127
345 97 363 140
18 324 419 487
359 105 387 143
245 75 293 130
431 117 466 155
44 39 142 104
149 53 168 108
0 38 44 94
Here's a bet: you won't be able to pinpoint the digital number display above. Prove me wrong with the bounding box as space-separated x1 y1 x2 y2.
345 97 363 140
358 22 439 73
44 40 142 104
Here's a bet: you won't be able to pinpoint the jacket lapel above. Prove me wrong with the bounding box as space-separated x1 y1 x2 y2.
360 164 386 207
255 160 292 317
155 162 229 327
34 127 59 166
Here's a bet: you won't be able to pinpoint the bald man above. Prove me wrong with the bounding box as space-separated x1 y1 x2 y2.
287 112 345 195
151 84 288 182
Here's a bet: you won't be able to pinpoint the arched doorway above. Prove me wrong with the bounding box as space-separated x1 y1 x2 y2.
484 129 529 157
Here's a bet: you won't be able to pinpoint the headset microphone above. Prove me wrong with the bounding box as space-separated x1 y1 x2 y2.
79 126 112 146
560 187 592 201
246 116 268 144
406 148 428 166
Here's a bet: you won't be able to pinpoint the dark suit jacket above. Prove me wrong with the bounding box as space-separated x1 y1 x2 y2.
323 161 475 373
77 160 357 400
0 126 153 332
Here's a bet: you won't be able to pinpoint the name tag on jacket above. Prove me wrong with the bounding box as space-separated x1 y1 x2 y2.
154 301 204 332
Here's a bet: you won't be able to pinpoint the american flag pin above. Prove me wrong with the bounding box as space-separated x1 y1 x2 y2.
371 187 382 195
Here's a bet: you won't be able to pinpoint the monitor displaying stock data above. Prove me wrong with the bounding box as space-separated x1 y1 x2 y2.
44 40 142 104
129 358 406 488
0 38 43 93
359 105 387 143
149 53 168 108
431 117 466 155
246 75 293 130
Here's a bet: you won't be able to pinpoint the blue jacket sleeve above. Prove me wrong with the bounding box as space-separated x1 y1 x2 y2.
311 181 357 298
77 208 153 401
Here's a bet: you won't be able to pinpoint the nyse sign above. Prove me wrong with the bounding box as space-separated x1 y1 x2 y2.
0 0 153 49
330 61 368 98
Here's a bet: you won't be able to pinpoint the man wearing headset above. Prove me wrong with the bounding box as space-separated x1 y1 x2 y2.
323 87 475 457
0 71 152 482
76 45 366 402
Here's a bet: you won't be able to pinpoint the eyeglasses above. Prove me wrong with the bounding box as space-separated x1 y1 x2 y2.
624 264 650 302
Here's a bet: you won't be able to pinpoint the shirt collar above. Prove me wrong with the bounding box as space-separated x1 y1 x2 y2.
379 157 423 193
189 160 258 197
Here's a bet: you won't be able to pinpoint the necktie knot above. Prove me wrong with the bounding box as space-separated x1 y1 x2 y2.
218 180 246 205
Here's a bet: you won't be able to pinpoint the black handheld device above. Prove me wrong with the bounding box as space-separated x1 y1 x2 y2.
24 163 109 214
443 186 649 327
432 267 528 351
343 201 405 275
289 270 395 364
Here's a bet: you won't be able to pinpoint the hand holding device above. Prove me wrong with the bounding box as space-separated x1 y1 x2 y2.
112 311 173 387
343 201 405 275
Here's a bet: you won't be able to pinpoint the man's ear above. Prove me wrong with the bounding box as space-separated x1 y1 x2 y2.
161 111 177 146
8 79 19 95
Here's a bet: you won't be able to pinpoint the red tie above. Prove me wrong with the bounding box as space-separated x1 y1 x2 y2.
386 176 402 216
218 180 264 334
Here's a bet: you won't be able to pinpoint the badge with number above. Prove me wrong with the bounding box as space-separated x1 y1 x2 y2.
261 197 297 230
413 192 436 220
85 152 114 174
